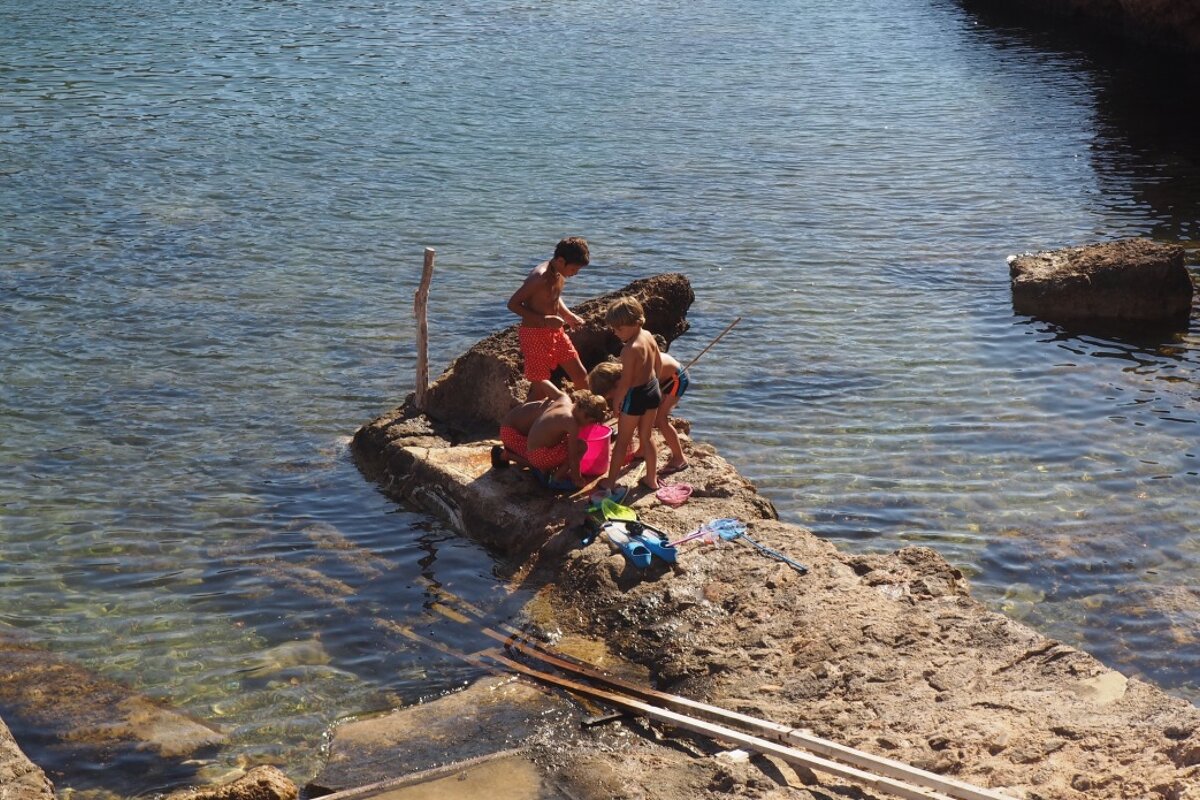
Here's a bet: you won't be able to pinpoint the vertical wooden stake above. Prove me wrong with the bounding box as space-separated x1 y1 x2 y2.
414 247 436 412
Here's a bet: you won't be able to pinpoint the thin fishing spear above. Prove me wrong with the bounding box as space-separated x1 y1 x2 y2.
682 316 742 372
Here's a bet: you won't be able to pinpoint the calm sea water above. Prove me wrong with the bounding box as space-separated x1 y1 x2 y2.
2 0 1198 793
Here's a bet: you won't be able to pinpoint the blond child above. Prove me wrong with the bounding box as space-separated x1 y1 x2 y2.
589 346 689 476
601 297 662 495
493 381 609 489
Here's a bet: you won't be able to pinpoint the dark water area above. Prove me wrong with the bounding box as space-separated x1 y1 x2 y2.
958 0 1200 244
1 0 1198 795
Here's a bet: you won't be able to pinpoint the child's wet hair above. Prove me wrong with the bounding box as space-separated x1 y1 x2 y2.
572 390 610 424
605 296 645 328
587 360 622 397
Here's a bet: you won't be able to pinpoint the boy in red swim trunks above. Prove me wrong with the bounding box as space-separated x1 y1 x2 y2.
507 237 591 393
493 381 609 489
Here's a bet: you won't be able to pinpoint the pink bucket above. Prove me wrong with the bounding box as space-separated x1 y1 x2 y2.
577 423 612 477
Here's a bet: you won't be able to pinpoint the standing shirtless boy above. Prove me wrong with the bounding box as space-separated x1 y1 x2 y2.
507 237 591 393
601 297 662 495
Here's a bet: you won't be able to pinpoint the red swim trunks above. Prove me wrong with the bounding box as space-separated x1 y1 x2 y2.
518 325 580 383
499 425 568 472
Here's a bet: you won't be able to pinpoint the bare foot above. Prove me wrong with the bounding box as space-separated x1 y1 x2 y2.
658 460 688 476
639 477 659 491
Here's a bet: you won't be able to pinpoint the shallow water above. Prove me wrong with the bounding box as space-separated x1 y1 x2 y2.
1 0 1198 793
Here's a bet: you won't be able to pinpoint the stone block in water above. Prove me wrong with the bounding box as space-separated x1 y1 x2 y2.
1008 238 1194 328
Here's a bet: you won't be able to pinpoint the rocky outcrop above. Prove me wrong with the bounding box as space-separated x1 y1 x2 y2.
0 716 53 800
965 0 1200 55
350 282 1200 799
413 273 694 435
164 766 297 800
1009 238 1194 328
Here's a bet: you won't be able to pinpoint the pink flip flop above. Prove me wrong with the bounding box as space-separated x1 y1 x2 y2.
655 483 692 507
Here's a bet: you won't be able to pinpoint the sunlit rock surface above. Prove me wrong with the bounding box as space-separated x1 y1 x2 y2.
350 275 1200 800
165 765 297 800
0 715 53 800
1009 238 1194 327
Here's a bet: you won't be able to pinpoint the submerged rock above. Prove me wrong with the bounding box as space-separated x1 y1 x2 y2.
308 675 574 795
0 630 224 792
164 765 297 800
1009 238 1194 328
240 638 331 679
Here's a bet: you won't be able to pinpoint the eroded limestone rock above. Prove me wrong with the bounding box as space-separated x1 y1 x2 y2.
165 765 297 800
1009 238 1194 327
349 277 1200 799
0 716 53 800
414 273 694 434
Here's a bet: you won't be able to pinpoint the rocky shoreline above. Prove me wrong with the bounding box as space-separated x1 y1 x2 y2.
961 0 1200 56
344 274 1200 800
3 274 1197 800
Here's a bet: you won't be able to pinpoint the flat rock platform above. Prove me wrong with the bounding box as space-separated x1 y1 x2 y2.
344 275 1200 800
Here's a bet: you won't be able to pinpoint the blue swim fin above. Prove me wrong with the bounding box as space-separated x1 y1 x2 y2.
601 522 651 569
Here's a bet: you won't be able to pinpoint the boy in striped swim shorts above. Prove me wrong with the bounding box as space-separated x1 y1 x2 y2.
506 237 591 395
654 337 690 475
492 381 610 490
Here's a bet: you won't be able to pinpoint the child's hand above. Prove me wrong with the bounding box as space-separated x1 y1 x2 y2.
564 312 585 330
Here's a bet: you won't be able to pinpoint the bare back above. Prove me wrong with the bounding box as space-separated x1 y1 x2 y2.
658 350 681 383
501 398 553 435
526 395 575 450
622 329 661 387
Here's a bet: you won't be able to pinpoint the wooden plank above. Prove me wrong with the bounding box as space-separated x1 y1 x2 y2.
483 649 950 800
427 597 1015 800
392 616 961 800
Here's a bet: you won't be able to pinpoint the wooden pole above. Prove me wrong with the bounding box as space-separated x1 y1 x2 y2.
682 316 742 373
414 247 436 411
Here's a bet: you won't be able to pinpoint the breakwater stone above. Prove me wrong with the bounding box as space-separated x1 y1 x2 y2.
1009 238 1194 328
0 630 224 793
165 765 297 800
350 274 1200 799
0 715 53 800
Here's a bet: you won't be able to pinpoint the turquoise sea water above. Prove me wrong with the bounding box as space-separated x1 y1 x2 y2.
2 0 1198 794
